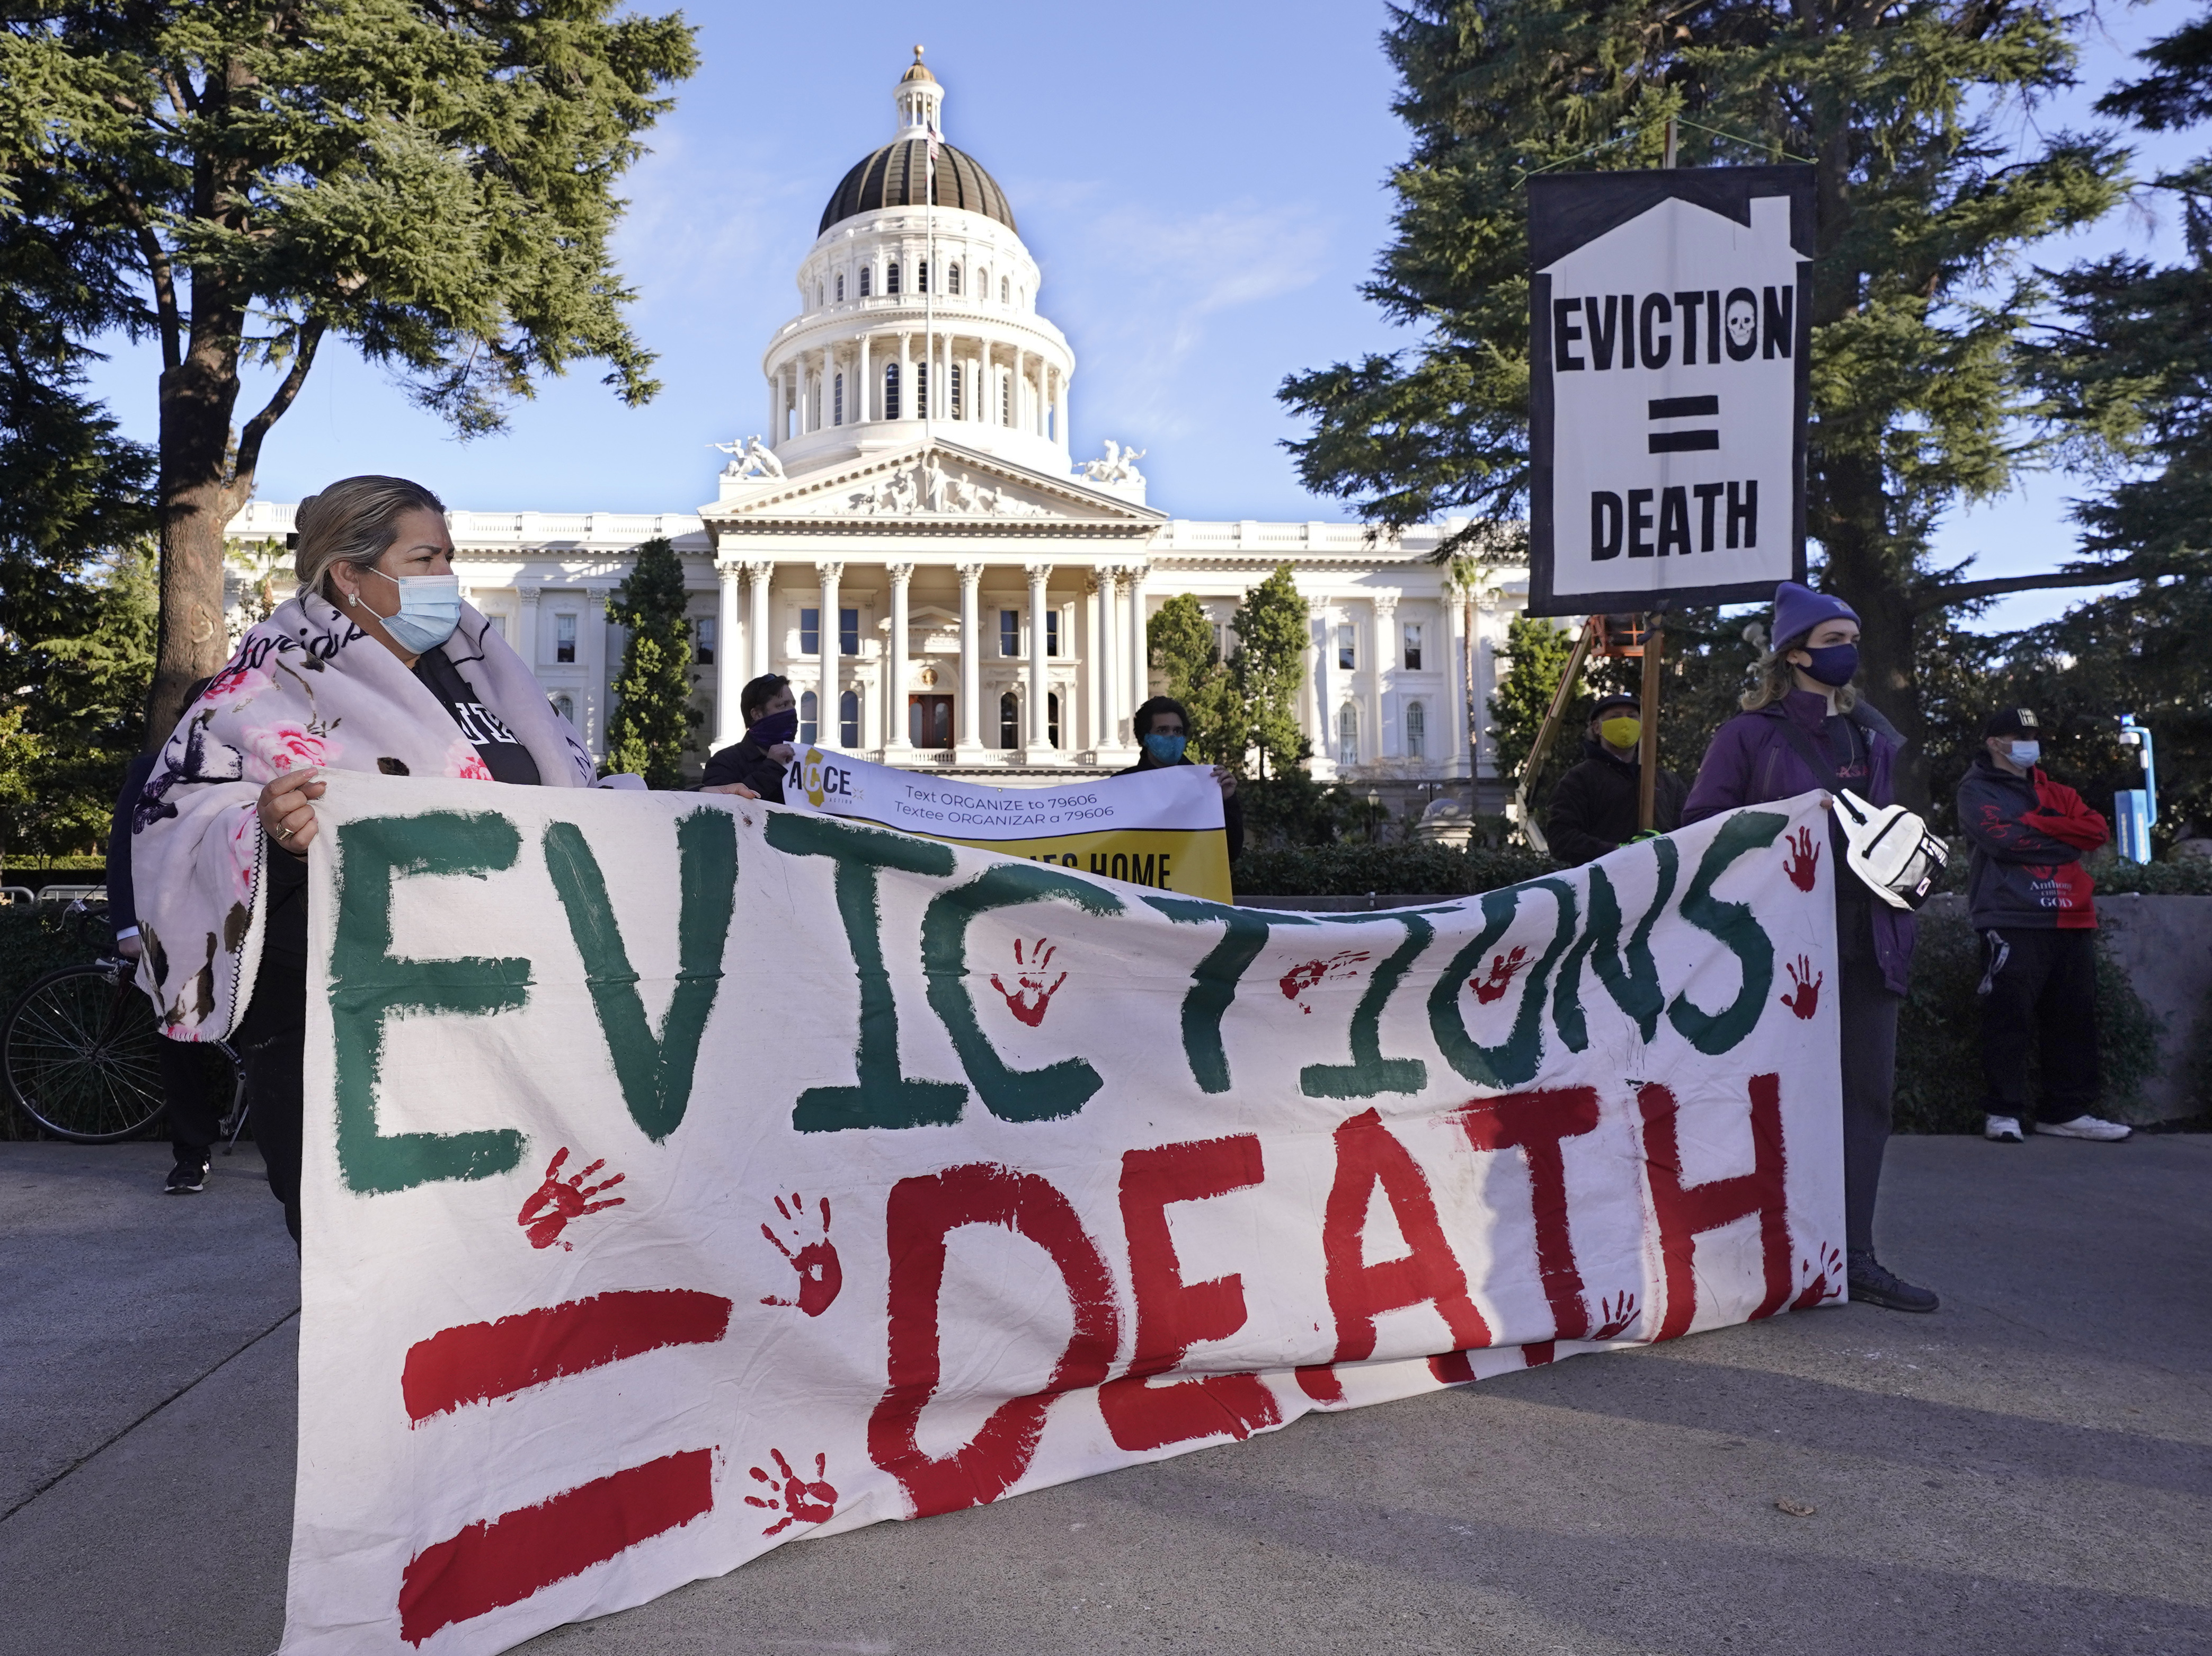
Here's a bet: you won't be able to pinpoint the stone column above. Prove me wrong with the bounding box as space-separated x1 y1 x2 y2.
898 332 912 420
516 584 542 678
1370 595 1396 766
1025 563 1053 756
858 334 872 422
885 562 914 750
714 560 743 747
745 561 775 679
1124 562 1150 729
1012 346 1026 431
1100 566 1124 747
582 581 613 760
766 374 776 440
1085 570 1108 752
815 562 843 746
1444 587 1472 780
956 562 985 756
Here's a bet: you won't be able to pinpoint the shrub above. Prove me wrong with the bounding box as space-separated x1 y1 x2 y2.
1236 839 1555 898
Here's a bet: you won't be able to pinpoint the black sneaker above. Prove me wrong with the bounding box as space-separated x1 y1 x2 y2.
164 1158 209 1194
1847 1251 1938 1313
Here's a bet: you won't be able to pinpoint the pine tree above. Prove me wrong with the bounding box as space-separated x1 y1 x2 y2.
604 540 699 790
1279 0 2128 808
0 3 698 738
1231 563 1310 780
1146 594 1244 765
1486 614 1586 796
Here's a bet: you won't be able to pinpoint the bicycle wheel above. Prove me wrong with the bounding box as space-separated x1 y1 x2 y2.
3 963 168 1142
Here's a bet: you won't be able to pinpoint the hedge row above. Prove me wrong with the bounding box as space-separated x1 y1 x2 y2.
1236 840 1557 898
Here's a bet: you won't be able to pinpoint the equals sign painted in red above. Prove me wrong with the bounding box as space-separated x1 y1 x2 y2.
396 1288 731 1646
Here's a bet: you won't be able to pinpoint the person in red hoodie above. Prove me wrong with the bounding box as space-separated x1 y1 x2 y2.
1956 707 2131 1145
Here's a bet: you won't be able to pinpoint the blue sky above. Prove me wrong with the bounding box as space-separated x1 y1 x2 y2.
78 0 2206 632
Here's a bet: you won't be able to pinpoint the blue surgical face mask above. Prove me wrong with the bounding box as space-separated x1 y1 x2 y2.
1142 732 1187 764
363 568 461 653
1799 642 1859 687
2009 740 2041 767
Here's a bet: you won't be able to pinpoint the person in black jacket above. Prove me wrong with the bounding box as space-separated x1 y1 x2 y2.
108 699 221 1195
700 674 797 802
1114 696 1243 861
1545 693 1685 866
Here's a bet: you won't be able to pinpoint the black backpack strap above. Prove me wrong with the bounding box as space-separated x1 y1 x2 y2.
1771 714 1847 794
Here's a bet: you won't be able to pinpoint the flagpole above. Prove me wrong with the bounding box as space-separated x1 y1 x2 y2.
924 95 936 445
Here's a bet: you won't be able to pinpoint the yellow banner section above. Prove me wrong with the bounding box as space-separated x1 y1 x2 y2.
933 826 1231 902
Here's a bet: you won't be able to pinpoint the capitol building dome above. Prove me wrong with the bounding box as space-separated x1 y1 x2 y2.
761 48 1073 477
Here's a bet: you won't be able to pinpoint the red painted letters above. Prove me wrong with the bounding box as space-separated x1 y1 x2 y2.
868 1163 1122 1517
1297 1109 1493 1400
1638 1073 1793 1341
1096 1135 1281 1451
1451 1087 1602 1340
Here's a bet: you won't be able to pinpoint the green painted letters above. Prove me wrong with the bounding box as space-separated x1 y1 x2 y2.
765 813 968 1132
542 809 736 1141
922 862 1124 1121
1300 914 1433 1099
1426 879 1580 1087
328 812 529 1194
1142 898 1312 1094
1666 811 1784 1054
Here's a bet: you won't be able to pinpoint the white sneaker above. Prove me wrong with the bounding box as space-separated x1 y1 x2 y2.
2037 1115 2133 1142
1983 1114 2024 1143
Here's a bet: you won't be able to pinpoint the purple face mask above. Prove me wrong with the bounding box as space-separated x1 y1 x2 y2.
748 706 799 748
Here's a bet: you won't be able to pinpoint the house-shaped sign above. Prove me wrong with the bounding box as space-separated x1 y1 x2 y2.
1525 165 1814 616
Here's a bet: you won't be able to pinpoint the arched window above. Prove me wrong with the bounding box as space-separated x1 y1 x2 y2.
1000 276 1009 304
839 689 860 747
551 693 575 725
918 260 929 294
1047 692 1061 748
999 691 1019 749
883 363 900 420
950 363 962 419
835 272 845 302
800 690 820 746
859 267 872 298
833 373 844 427
947 262 961 296
1337 703 1359 768
1405 699 1426 759
1001 370 1011 427
886 262 901 296
916 362 929 414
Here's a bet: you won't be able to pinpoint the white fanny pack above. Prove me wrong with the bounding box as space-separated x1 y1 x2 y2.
1830 789 1948 911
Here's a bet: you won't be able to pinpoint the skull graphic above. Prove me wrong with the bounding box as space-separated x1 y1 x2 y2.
1726 296 1757 353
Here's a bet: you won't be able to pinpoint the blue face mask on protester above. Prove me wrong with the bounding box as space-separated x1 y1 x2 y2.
749 706 799 748
363 568 461 654
1142 732 1187 764
1799 642 1859 687
2009 740 2041 767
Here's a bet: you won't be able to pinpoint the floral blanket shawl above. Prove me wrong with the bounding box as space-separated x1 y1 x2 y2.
129 591 594 1041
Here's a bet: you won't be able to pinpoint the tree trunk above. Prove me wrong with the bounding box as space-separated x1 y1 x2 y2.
147 307 248 747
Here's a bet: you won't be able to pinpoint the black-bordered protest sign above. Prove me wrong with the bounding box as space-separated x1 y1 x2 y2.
1526 166 1814 616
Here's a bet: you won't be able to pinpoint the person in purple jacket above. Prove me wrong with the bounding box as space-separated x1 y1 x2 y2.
1683 581 1938 1314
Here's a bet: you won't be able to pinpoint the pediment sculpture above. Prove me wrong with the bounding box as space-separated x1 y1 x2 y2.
712 435 786 481
841 456 1046 517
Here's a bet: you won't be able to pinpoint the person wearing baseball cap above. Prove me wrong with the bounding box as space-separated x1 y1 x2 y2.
1683 580 1936 1312
1957 707 2128 1144
1544 691 1686 866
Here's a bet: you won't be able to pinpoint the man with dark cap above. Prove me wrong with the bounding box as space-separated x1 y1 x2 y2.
1545 692 1686 866
1957 707 2130 1144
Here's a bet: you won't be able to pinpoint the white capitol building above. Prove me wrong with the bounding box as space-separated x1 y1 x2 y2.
226 52 1534 813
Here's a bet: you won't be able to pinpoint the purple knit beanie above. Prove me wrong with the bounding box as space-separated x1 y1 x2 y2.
1770 581 1858 649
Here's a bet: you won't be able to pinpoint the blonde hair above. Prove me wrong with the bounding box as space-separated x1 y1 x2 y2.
292 475 446 603
1740 627 1859 713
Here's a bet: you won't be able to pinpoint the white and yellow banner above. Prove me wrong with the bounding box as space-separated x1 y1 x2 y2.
285 776 1845 1655
779 746 1232 902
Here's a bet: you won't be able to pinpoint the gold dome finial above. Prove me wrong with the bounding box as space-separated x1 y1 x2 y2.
901 43 937 84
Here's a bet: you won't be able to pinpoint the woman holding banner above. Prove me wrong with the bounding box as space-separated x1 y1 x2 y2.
1682 582 1936 1315
126 476 599 1243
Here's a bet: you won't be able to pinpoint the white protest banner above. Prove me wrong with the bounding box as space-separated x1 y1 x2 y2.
1525 166 1814 616
287 775 1845 1655
777 744 1232 901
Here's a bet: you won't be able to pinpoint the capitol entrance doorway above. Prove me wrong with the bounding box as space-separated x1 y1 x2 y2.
909 695 953 750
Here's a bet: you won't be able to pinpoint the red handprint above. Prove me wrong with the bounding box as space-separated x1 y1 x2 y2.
1792 1244 1845 1310
1470 946 1530 1005
1588 1290 1640 1341
989 937 1068 1028
760 1192 842 1316
744 1448 837 1536
1277 950 1372 1014
1784 826 1821 892
516 1147 627 1251
1779 955 1822 1021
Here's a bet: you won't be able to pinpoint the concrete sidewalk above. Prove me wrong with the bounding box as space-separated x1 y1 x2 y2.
2 1135 2206 1656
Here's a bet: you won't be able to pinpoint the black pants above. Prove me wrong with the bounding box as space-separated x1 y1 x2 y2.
1979 927 2100 1123
234 955 306 1245
1837 943 1900 1255
159 1033 221 1161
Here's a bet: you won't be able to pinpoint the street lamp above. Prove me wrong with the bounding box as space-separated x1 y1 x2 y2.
2115 714 2157 863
